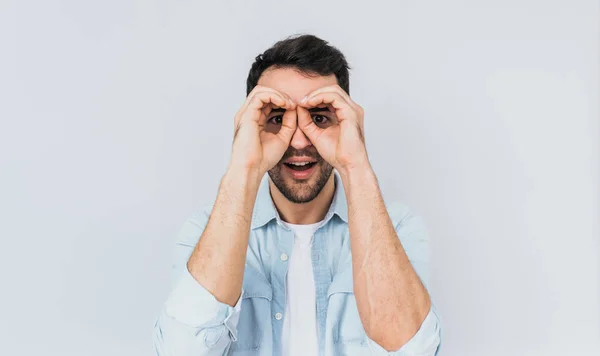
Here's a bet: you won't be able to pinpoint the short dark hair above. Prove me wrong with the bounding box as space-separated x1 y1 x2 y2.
246 34 351 96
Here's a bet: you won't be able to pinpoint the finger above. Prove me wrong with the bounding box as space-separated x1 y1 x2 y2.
260 92 297 118
299 85 355 109
236 91 294 129
299 91 356 122
236 86 292 120
302 85 350 100
248 91 288 111
297 105 324 143
244 86 295 112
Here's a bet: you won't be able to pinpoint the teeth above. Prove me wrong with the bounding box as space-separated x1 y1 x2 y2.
289 162 313 166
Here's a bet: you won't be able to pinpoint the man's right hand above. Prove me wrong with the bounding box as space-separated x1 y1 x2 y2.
229 85 297 178
184 86 297 308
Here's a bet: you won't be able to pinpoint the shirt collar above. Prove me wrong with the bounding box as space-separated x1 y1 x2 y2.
251 170 348 230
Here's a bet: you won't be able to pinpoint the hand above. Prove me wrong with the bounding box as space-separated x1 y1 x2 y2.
297 85 369 172
230 85 297 177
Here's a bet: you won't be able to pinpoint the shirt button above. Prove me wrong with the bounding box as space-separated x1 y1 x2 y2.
280 253 288 261
275 312 283 320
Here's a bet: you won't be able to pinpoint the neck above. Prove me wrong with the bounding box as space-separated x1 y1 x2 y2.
269 174 336 225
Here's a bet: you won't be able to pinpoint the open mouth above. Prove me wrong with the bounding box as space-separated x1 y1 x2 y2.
284 161 317 171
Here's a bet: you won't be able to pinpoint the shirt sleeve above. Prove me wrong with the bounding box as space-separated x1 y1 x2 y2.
365 205 442 355
366 305 442 356
153 212 244 356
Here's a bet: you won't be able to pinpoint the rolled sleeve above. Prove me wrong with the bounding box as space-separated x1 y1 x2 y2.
366 305 441 355
153 210 244 355
368 203 442 355
164 266 243 338
154 264 244 355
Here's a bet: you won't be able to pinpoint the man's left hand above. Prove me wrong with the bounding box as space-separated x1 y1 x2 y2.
297 85 369 173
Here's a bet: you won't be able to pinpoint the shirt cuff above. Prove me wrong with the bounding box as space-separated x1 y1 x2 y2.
164 266 244 340
367 305 441 355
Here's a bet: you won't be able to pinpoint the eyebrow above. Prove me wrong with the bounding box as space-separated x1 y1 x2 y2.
270 107 331 114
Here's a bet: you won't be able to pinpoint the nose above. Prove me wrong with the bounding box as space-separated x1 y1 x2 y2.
289 125 312 150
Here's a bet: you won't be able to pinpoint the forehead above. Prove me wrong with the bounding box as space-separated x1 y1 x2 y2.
257 67 337 101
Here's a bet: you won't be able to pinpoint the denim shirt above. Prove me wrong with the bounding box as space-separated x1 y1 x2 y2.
153 173 442 355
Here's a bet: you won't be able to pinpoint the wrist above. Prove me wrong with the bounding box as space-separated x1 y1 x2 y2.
338 159 374 180
339 163 377 189
223 165 263 192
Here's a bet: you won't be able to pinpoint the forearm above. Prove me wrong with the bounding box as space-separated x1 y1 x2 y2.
187 166 262 306
340 166 431 351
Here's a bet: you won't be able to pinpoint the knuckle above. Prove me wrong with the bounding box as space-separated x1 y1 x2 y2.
250 92 263 102
244 93 257 105
248 86 270 100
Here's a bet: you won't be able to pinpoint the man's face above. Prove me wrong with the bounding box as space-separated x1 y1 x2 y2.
257 67 337 203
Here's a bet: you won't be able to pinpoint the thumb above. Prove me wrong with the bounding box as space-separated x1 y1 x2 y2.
276 107 297 143
261 108 296 166
297 106 323 143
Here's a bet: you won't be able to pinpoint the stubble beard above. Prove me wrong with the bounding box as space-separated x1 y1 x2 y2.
268 150 334 204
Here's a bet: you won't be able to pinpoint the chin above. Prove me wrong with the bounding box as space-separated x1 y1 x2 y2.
268 161 334 204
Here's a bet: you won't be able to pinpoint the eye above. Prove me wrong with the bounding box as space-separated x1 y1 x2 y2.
312 114 329 126
269 115 283 125
265 115 283 134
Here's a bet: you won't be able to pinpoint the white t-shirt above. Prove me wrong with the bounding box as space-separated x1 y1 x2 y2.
280 220 323 356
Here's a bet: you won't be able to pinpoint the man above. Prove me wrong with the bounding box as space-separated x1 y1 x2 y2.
153 34 441 356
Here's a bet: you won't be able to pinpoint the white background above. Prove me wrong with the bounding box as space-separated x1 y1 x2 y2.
1 1 598 355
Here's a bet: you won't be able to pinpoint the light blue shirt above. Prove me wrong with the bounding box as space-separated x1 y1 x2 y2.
153 173 442 355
